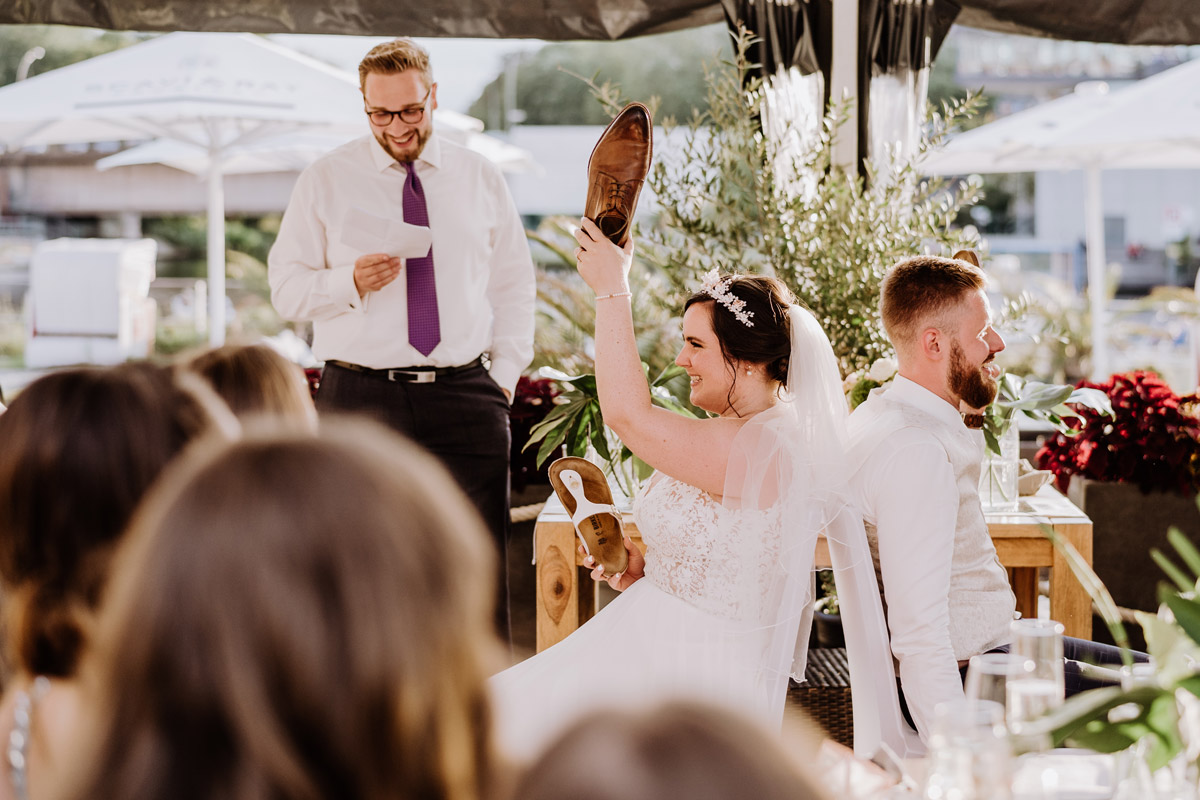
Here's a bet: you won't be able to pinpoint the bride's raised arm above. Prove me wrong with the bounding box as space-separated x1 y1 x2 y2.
572 218 773 497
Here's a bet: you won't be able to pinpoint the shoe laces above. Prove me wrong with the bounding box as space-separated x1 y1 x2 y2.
598 170 634 214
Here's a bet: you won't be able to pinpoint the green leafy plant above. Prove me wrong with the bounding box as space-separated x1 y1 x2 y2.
1027 512 1200 772
524 364 700 499
526 216 682 379
524 27 988 492
817 570 840 615
981 372 1113 456
633 26 986 375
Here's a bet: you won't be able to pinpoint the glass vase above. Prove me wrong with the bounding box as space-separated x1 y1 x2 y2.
585 429 641 510
980 425 1020 513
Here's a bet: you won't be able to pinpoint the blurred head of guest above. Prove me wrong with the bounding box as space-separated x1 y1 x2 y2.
55 419 499 800
0 362 233 799
0 362 231 681
510 702 832 800
184 343 317 430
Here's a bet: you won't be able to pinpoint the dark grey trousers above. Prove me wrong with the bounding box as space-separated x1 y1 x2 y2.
316 360 512 643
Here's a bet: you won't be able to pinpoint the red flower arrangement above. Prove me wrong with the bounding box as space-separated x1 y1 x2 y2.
509 376 562 491
304 367 322 401
1036 371 1200 496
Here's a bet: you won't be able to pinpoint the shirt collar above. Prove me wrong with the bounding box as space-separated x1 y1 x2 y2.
886 375 965 429
367 131 443 173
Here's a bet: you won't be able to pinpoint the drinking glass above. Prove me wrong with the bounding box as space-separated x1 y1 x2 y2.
922 699 1013 800
1008 619 1066 730
965 652 1029 712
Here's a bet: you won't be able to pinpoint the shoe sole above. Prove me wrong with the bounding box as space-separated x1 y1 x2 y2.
548 456 629 576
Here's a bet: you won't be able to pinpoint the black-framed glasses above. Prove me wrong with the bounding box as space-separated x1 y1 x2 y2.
365 87 432 126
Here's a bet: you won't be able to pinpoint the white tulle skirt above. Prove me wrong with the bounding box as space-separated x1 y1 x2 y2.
488 577 780 763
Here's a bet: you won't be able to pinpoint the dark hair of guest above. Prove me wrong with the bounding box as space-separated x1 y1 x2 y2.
0 362 225 678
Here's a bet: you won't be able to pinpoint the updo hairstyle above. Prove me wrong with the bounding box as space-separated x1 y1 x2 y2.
683 274 796 385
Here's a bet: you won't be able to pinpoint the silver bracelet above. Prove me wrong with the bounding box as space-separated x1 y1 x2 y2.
595 290 632 300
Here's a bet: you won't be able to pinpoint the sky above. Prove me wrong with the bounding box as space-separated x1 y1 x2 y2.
271 34 544 113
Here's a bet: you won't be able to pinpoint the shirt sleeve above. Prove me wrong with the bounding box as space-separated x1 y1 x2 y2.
482 167 536 398
268 166 364 322
869 433 963 742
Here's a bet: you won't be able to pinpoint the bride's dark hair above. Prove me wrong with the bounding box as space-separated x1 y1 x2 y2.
684 274 796 390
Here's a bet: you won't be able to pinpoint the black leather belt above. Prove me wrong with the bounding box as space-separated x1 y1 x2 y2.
325 357 483 384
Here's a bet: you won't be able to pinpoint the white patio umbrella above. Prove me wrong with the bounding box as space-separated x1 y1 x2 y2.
0 31 416 346
921 58 1200 379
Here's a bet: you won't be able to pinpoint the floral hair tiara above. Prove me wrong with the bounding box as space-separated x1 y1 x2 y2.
699 269 754 327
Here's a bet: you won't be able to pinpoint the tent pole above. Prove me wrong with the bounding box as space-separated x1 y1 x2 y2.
206 151 226 347
1084 164 1107 380
830 0 859 170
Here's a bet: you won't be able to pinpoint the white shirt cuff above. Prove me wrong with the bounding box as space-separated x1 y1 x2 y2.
332 264 364 312
488 359 521 402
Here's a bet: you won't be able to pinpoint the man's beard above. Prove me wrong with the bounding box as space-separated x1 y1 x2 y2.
949 340 999 409
374 125 430 163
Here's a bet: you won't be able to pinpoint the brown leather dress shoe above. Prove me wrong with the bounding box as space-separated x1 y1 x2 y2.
584 102 653 247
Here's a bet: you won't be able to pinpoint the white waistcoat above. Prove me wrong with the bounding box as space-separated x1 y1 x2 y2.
861 395 1016 660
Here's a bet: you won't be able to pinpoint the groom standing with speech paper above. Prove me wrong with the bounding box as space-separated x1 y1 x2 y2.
268 38 535 639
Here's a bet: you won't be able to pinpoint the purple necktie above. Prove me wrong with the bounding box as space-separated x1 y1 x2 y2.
402 161 441 356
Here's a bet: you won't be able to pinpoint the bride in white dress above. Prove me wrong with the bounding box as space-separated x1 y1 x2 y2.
490 220 922 762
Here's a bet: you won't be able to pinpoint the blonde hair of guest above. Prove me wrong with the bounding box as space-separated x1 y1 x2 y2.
509 701 832 800
183 343 316 430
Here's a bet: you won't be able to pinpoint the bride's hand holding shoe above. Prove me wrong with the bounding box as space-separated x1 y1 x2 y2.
573 217 633 297
581 536 644 592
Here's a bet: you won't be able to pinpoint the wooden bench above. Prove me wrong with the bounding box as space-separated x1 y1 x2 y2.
532 483 1094 652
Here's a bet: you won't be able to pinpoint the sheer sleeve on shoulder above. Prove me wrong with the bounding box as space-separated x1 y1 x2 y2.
722 305 925 759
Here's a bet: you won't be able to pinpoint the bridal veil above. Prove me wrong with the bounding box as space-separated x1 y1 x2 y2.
721 304 924 758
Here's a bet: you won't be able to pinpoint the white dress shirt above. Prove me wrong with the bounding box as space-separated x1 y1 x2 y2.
848 376 1016 741
268 133 536 397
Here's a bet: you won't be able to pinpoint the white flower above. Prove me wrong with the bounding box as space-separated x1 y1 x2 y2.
843 372 862 393
867 357 898 384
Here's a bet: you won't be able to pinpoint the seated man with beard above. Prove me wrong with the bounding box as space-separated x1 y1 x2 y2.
848 254 1136 742
849 254 1017 742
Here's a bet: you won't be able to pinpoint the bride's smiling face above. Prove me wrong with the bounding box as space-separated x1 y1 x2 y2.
675 302 736 414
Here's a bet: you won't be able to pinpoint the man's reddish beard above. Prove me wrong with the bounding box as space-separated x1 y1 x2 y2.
373 124 431 163
949 339 999 409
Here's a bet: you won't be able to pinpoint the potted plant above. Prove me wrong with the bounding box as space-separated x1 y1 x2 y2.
524 365 699 501
845 362 1111 510
977 373 1111 511
813 570 845 649
509 375 561 493
1037 370 1200 645
524 28 983 503
1029 520 1200 795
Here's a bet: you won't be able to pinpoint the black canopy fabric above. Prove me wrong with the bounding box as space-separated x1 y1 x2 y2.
720 0 829 79
718 0 960 173
2 0 1200 45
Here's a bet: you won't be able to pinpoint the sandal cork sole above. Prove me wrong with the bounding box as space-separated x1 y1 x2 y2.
548 456 629 576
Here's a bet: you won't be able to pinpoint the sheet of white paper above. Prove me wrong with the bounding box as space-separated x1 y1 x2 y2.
341 206 433 260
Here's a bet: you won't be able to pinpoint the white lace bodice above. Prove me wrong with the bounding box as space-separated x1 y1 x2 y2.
632 474 784 623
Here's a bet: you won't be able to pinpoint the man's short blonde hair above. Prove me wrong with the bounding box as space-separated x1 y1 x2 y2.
358 38 433 91
880 254 986 351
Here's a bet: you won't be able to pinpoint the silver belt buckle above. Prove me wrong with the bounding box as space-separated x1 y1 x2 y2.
388 369 437 383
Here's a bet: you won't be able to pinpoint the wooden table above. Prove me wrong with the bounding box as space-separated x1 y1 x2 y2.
532 483 1093 652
